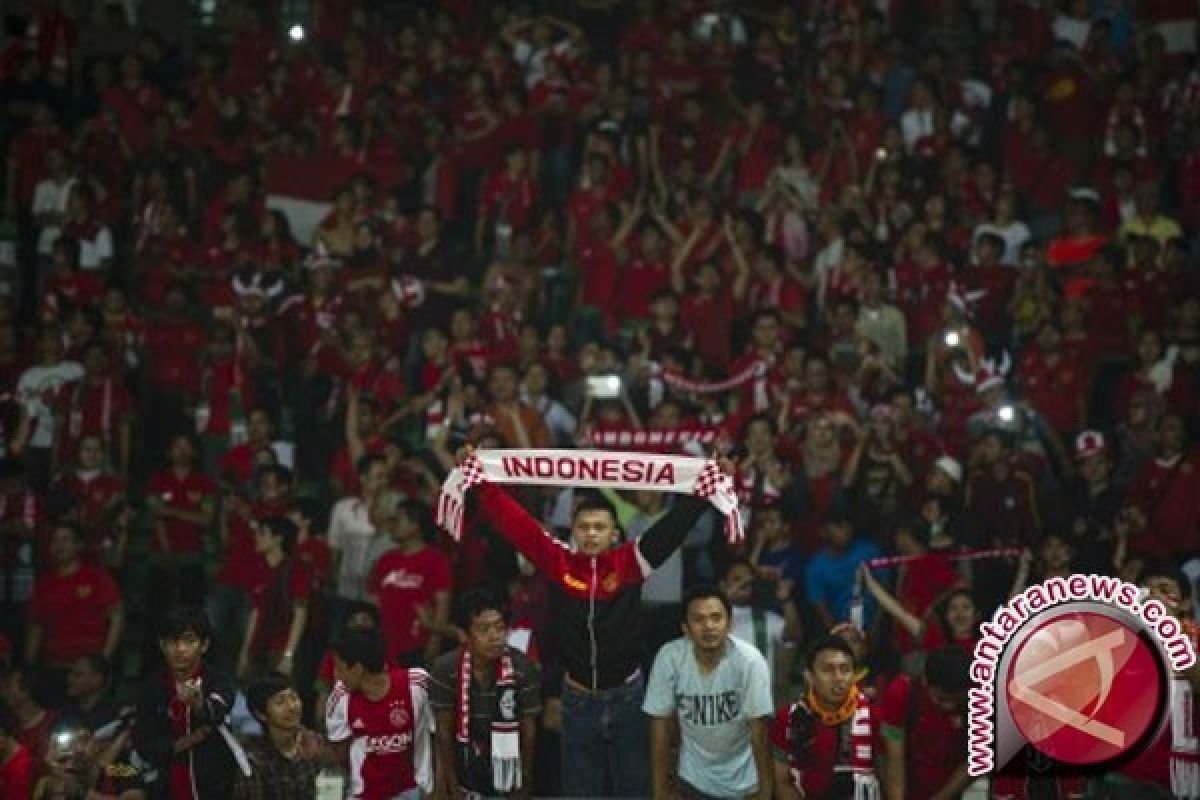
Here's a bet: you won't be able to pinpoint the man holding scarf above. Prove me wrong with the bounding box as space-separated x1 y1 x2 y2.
771 633 881 800
446 445 733 797
429 588 541 799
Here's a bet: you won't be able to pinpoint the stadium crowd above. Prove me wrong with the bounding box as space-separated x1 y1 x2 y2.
1 0 1200 797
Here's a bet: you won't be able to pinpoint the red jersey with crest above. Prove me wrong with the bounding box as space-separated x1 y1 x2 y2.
368 546 452 660
28 564 120 663
326 667 434 799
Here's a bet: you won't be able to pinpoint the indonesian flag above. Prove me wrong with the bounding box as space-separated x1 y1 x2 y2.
263 152 406 243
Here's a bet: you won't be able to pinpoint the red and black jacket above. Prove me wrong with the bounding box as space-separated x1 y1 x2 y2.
472 483 709 690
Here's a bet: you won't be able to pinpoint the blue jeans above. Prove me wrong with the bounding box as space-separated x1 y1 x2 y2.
560 674 650 798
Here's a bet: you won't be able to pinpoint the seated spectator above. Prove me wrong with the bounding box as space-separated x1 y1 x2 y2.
232 673 330 800
58 655 121 735
33 715 147 799
0 704 34 799
0 666 55 776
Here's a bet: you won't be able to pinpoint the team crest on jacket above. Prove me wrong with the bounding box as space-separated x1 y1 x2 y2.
602 572 619 592
389 704 409 728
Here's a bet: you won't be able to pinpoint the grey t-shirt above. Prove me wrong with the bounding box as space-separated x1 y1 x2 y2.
643 636 773 798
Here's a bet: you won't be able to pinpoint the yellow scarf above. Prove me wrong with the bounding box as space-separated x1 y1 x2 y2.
806 682 861 727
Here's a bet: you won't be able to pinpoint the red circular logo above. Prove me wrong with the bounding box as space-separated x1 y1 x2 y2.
1005 611 1165 765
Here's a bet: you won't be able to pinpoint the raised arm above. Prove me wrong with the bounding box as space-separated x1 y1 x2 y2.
858 563 921 640
472 481 567 578
634 493 710 571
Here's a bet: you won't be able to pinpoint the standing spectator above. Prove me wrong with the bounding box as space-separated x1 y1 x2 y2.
232 674 329 800
237 516 310 680
327 454 388 627
326 627 435 799
880 646 972 800
367 494 452 667
144 434 217 645
54 340 132 482
771 634 881 800
12 329 82 489
805 514 880 630
720 558 797 700
464 446 724 798
643 586 774 800
134 606 240 800
429 589 541 799
24 522 123 706
485 363 552 450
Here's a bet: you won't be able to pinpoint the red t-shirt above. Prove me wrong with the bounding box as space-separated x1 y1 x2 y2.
54 471 124 559
880 674 967 798
1019 351 1089 435
1125 455 1200 559
0 741 33 800
28 564 120 664
145 469 217 555
250 559 312 657
143 319 207 394
327 667 429 798
770 695 880 798
368 546 453 660
894 554 966 655
55 378 132 455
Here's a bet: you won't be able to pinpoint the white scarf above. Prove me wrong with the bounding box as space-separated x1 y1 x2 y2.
436 449 744 544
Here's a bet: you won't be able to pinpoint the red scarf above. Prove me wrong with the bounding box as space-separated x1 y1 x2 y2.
457 647 521 792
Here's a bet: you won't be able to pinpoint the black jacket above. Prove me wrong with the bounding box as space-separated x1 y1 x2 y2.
134 664 239 800
473 482 709 690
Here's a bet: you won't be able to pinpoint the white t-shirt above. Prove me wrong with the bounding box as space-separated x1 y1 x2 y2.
973 221 1032 267
16 361 83 448
77 225 114 270
643 636 774 797
328 496 377 601
730 605 786 682
31 177 76 255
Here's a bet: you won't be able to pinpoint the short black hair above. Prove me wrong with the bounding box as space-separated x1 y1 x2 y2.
925 645 971 693
572 491 618 523
260 516 298 554
343 601 381 628
159 605 212 642
332 628 387 673
1143 561 1193 602
683 585 732 618
455 587 510 630
247 673 293 720
805 632 857 670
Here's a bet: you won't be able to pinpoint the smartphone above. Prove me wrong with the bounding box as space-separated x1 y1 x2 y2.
586 374 622 399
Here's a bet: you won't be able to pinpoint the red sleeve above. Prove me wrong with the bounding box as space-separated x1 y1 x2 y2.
429 550 452 594
290 562 312 602
474 483 567 582
880 674 912 730
94 568 121 609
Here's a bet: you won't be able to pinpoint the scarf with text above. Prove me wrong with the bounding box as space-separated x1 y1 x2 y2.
457 646 521 793
649 359 768 395
436 449 743 544
581 425 722 453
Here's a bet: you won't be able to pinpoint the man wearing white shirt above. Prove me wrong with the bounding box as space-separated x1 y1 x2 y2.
644 587 774 800
12 329 82 487
31 147 75 260
327 455 388 629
